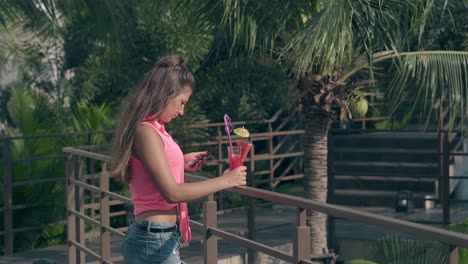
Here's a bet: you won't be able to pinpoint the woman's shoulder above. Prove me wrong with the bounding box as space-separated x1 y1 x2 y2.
135 122 159 138
133 123 165 159
139 120 169 135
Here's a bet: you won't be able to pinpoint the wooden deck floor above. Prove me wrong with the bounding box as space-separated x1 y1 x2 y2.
1 204 468 264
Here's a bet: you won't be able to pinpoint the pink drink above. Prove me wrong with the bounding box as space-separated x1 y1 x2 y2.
229 155 243 170
228 146 243 170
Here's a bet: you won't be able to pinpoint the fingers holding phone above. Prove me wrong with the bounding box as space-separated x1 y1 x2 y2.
189 151 211 167
185 147 217 171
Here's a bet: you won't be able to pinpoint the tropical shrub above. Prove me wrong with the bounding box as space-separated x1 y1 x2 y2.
448 218 468 264
369 234 446 264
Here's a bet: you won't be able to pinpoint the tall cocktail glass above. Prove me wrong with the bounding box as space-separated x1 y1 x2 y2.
227 146 243 170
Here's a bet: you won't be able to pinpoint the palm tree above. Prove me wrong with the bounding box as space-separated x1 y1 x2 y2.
219 0 468 256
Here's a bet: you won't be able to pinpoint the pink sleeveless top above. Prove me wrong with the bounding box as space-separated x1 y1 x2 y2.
129 120 191 242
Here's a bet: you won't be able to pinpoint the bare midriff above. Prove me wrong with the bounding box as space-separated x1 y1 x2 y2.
135 207 178 224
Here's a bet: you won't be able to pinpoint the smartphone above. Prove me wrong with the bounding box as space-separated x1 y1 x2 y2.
189 147 218 167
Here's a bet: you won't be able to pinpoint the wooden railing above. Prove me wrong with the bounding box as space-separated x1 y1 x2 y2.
0 111 302 255
0 131 114 255
63 145 468 264
1 111 465 257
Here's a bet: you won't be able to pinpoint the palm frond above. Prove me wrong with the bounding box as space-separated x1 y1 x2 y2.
70 102 114 144
383 51 468 127
220 0 310 56
284 0 436 75
370 234 446 264
0 0 48 26
6 84 43 134
0 0 134 51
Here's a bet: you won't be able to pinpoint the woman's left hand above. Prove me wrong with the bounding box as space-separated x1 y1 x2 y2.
184 151 210 171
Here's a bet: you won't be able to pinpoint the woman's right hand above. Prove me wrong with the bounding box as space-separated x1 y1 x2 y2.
222 166 247 187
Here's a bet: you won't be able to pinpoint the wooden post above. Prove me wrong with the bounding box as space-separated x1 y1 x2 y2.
203 200 218 264
215 127 222 206
77 160 85 264
440 132 455 264
293 208 311 263
217 127 223 179
2 140 13 255
448 245 459 264
87 132 96 219
268 123 274 191
247 145 257 263
100 162 111 262
66 154 77 264
440 132 450 226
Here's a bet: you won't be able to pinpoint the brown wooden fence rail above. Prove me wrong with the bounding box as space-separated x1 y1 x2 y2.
62 144 468 264
0 131 113 256
0 111 305 256
1 114 466 257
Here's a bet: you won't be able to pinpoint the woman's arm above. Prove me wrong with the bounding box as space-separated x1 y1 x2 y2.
132 124 247 203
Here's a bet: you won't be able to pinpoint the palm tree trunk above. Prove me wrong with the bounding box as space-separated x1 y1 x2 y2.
302 91 333 257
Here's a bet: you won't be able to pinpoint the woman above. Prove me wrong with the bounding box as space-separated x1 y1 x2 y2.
111 54 247 263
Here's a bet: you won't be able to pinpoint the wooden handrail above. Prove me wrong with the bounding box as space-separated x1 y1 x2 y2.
63 151 468 263
0 108 464 258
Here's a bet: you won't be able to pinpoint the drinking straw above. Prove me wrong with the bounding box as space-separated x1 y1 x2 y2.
223 114 234 154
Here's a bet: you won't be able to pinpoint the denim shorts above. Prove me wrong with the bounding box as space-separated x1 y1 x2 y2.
122 220 181 264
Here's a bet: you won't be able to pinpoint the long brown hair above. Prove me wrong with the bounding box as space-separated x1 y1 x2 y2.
110 54 195 182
